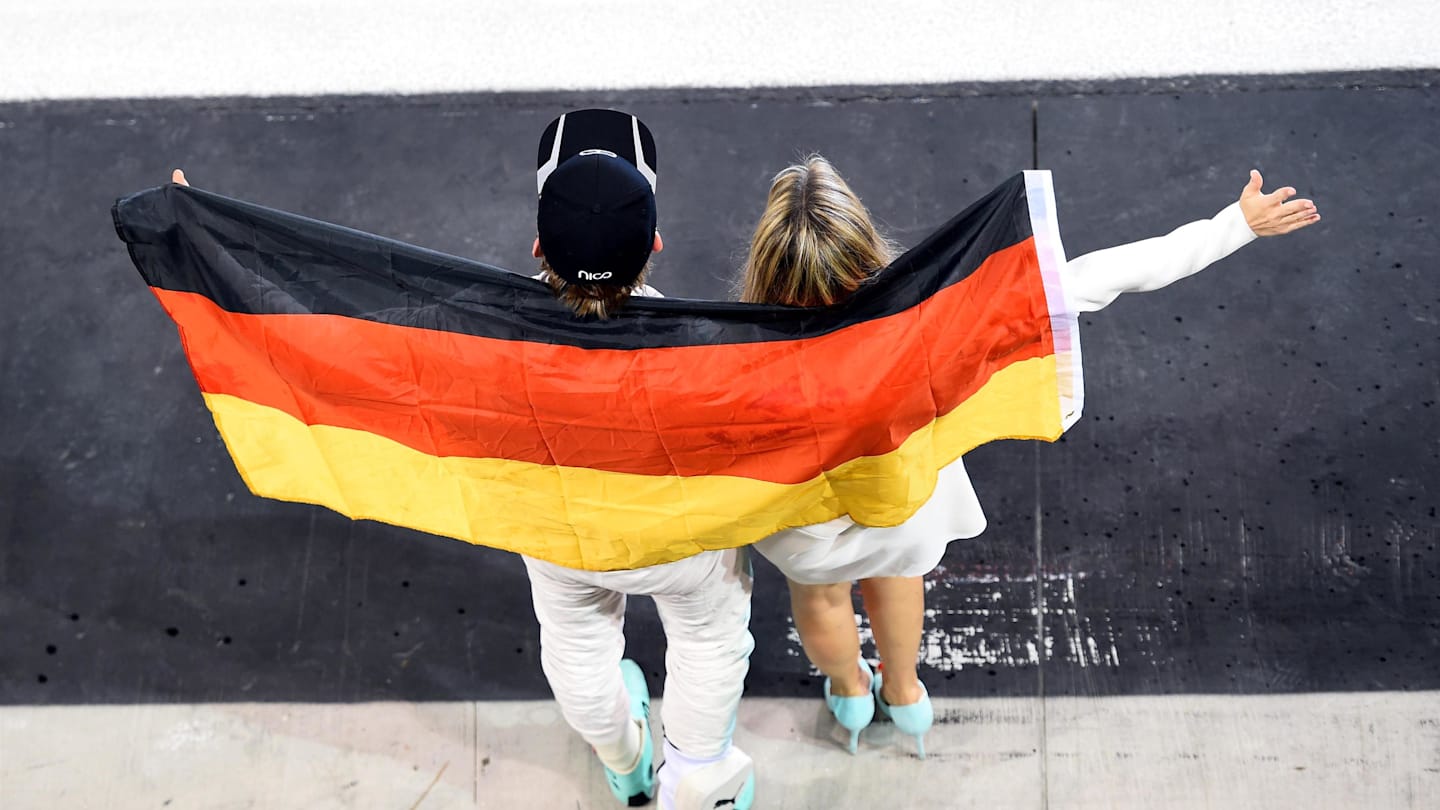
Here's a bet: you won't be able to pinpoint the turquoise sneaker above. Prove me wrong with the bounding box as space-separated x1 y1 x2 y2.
671 747 754 810
604 659 655 806
732 771 756 810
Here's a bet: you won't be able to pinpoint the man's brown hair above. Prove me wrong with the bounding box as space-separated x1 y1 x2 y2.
538 259 651 319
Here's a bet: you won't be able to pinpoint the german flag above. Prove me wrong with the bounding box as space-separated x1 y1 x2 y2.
112 171 1082 571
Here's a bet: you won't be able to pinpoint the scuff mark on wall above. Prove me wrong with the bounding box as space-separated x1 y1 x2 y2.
783 570 1147 672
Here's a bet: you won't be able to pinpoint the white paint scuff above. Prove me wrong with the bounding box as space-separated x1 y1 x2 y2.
784 571 1141 673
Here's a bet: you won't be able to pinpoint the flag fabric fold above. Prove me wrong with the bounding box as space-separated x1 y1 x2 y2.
113 171 1082 571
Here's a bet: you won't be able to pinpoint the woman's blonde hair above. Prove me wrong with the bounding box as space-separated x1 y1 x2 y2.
739 155 896 306
538 259 650 319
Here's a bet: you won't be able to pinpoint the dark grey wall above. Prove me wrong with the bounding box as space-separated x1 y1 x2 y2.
2 73 1436 704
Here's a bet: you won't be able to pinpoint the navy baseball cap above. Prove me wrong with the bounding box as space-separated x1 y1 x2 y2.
536 109 658 287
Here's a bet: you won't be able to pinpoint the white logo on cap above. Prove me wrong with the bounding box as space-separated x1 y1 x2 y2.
578 270 614 281
578 149 619 158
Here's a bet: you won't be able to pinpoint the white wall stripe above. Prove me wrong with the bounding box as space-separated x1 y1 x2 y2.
2 1 1437 101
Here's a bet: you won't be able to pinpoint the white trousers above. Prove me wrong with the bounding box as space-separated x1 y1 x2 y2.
522 548 754 759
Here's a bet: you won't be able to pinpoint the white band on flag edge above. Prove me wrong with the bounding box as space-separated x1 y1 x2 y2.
1024 169 1084 430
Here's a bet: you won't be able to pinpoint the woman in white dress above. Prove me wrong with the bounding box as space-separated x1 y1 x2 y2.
739 156 1320 757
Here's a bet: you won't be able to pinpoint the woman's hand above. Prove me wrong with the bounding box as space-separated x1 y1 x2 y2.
171 169 189 186
1239 169 1319 236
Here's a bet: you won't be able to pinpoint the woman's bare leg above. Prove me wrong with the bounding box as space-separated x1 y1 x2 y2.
859 576 925 705
788 579 869 696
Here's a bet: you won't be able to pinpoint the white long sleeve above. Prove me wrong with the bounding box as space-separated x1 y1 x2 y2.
1062 201 1257 314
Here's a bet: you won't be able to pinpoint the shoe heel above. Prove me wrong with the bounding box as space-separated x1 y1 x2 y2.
823 658 876 755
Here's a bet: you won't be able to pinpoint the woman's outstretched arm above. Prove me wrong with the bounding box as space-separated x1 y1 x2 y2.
1062 169 1320 314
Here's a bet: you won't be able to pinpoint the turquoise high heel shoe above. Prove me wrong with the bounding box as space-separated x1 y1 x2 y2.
823 658 876 754
873 666 933 759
